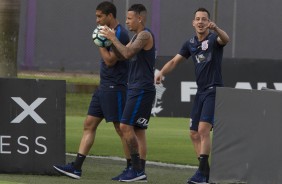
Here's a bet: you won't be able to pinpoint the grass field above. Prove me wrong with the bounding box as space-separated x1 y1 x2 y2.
0 155 196 184
66 93 92 116
66 116 198 165
18 71 100 85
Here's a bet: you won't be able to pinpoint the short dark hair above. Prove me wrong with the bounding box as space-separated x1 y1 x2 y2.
128 4 147 14
96 1 117 18
194 7 210 19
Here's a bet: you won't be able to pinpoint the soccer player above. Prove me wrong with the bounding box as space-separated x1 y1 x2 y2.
53 1 130 179
155 7 229 184
100 4 156 182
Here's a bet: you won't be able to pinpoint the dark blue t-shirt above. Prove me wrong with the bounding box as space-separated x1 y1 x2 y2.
179 32 225 92
99 24 129 90
127 28 156 91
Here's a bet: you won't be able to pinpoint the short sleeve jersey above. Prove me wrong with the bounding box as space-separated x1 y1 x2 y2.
99 24 130 90
178 32 225 92
127 28 156 91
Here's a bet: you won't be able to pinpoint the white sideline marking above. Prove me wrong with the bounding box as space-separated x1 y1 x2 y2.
66 153 197 169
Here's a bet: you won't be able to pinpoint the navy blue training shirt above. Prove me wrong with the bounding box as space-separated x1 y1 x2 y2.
179 32 225 92
99 24 129 90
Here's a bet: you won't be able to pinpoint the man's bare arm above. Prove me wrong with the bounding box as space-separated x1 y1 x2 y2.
111 31 150 59
101 27 151 59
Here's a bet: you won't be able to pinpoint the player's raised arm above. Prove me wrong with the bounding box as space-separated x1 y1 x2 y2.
208 21 230 45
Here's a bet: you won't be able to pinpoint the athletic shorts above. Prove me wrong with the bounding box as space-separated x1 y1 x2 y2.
121 89 156 129
190 87 216 131
87 88 126 122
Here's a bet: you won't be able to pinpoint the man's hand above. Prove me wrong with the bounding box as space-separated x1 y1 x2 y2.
154 71 163 84
99 25 116 41
207 21 218 31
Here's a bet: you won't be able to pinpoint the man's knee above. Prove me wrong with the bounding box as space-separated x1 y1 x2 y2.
83 116 100 131
113 122 123 137
198 122 212 138
190 130 200 141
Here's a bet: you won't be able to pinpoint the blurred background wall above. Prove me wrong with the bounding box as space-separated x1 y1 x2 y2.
17 0 282 73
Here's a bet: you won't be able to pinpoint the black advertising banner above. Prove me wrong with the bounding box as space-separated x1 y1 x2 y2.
153 57 282 117
0 78 65 174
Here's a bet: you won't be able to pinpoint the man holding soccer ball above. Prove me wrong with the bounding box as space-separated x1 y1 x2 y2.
53 1 131 180
101 4 156 182
155 8 230 184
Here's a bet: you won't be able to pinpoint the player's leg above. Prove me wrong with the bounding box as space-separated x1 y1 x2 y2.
198 90 215 182
187 93 209 184
100 89 135 181
53 115 103 179
53 89 103 179
111 122 132 181
189 93 202 159
190 130 201 157
113 123 145 183
75 89 106 172
120 123 141 169
189 132 209 184
118 123 147 182
198 121 212 155
77 115 103 158
133 89 154 173
118 89 154 182
198 121 212 179
111 89 131 166
135 128 147 171
113 122 131 166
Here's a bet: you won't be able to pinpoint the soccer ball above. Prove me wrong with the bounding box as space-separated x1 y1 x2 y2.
92 26 112 47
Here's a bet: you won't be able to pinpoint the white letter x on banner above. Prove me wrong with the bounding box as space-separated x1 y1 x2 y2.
11 97 47 124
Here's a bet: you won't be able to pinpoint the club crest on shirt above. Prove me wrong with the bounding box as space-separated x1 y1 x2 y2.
201 40 209 50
